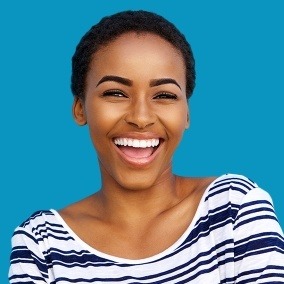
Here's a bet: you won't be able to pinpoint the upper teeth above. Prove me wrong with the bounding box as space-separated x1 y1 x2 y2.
114 138 160 148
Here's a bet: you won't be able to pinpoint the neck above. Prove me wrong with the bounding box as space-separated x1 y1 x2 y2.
96 167 182 225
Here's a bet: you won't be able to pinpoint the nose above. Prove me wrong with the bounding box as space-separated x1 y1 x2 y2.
124 98 156 129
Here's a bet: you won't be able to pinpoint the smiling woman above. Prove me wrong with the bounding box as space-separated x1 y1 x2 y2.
8 10 284 284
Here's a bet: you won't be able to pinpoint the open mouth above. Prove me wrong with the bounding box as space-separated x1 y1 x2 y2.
113 138 162 159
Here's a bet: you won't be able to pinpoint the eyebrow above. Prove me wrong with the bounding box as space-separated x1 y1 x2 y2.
149 78 181 90
96 75 181 90
96 75 132 87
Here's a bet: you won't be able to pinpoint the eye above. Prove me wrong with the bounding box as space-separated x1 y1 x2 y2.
102 90 127 98
153 92 178 100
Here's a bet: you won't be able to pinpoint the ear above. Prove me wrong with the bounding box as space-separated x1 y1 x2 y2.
72 97 87 125
185 106 190 129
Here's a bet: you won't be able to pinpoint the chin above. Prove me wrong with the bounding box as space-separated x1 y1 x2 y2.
115 165 172 192
115 173 159 191
99 157 173 192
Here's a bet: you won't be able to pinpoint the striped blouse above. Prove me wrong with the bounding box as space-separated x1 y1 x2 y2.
9 174 284 283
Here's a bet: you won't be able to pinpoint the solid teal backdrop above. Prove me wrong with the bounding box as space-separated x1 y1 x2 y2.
1 1 283 282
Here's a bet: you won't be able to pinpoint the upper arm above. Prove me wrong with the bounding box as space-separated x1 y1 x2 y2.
9 227 49 284
233 188 284 283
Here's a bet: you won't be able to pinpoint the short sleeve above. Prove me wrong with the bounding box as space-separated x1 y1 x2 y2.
233 187 284 283
9 226 49 284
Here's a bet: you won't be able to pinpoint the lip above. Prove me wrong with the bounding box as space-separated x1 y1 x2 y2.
111 132 164 167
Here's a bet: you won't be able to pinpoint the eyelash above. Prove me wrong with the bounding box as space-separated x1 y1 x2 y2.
102 90 127 97
102 90 177 100
153 92 178 100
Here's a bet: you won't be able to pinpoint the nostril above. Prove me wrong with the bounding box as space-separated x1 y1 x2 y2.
124 120 155 129
124 106 157 129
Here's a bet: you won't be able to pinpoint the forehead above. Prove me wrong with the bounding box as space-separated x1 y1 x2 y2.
95 32 183 62
88 32 186 84
98 32 182 55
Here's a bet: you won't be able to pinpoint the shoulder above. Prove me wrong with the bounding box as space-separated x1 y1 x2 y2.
19 210 57 227
179 173 267 213
206 173 264 203
203 173 276 216
204 173 278 222
210 173 258 191
13 209 60 239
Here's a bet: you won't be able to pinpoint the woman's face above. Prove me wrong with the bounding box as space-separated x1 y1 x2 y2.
74 32 189 190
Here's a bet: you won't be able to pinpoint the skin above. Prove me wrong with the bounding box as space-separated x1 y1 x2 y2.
60 32 216 259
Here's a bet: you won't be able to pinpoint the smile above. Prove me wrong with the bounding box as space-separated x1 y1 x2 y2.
113 137 162 165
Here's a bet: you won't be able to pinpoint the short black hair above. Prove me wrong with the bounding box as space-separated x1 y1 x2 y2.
71 10 195 100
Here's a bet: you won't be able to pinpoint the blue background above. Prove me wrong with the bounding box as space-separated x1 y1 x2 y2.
1 1 283 281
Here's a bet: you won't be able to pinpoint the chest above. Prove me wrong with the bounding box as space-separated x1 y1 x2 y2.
77 205 197 259
48 220 235 283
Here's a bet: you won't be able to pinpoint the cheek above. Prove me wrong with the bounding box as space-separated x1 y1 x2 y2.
159 105 188 136
85 105 113 146
86 101 121 131
85 101 128 155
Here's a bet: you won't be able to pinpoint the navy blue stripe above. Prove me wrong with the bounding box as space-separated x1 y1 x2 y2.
236 265 284 284
9 273 46 282
33 226 70 236
235 235 284 257
220 276 236 283
54 276 129 283
214 176 256 187
10 248 46 264
234 215 279 230
219 267 284 284
10 248 48 275
13 229 38 243
33 221 66 231
235 207 274 223
237 199 273 212
14 227 74 242
163 257 235 284
45 247 96 257
195 202 238 227
206 186 246 201
174 263 220 283
47 252 116 267
234 232 284 246
235 247 284 262
10 259 49 277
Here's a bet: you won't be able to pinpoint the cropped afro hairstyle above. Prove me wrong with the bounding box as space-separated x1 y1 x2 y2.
71 10 195 100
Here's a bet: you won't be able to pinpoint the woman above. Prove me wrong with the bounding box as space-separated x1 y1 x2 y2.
9 10 284 283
